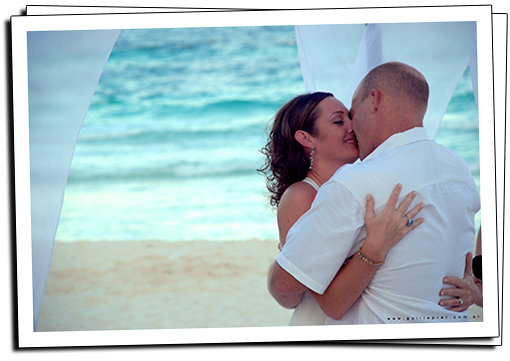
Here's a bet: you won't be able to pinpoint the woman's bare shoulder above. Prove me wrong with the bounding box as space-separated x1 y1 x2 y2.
277 181 318 242
279 181 317 213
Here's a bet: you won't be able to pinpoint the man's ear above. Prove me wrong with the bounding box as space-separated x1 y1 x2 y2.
294 130 312 149
370 89 381 113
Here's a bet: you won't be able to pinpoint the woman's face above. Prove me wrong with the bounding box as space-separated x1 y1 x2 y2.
311 97 359 166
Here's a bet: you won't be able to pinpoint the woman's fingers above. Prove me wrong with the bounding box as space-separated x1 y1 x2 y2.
365 193 375 220
395 186 424 230
404 215 424 232
362 184 425 261
404 202 425 221
385 183 403 210
397 197 424 235
394 215 423 241
396 189 418 216
364 184 425 238
367 184 424 219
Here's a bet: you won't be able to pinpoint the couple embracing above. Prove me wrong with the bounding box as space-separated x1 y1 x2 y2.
259 61 482 325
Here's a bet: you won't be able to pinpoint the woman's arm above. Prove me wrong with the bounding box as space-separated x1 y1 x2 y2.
311 184 425 320
268 182 318 308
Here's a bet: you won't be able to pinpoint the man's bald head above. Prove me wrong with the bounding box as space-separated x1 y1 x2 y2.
357 61 429 117
349 62 430 159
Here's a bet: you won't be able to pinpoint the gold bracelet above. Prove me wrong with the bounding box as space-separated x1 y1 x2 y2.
357 247 385 268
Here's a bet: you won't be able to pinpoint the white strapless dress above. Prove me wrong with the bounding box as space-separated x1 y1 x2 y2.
288 290 327 326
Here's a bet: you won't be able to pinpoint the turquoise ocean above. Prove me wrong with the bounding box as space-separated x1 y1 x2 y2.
55 26 480 242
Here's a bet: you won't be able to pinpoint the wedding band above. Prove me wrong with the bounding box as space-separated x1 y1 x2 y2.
405 215 414 226
458 298 464 306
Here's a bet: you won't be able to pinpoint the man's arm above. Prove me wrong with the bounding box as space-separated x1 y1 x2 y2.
267 261 307 309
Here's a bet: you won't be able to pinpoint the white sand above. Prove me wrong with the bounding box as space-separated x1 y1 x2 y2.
37 239 293 331
37 239 483 332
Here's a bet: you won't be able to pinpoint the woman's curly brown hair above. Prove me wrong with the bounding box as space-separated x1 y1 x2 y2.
258 92 333 207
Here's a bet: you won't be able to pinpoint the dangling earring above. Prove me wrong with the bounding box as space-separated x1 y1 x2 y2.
309 145 315 170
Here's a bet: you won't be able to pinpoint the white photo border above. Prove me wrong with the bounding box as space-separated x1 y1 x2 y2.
12 5 498 348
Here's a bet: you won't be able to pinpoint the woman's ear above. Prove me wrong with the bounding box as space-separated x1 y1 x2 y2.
294 130 312 149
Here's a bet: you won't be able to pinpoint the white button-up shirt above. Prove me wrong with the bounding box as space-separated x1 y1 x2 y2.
277 127 480 324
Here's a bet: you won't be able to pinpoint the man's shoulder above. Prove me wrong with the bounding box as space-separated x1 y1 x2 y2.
330 157 378 185
330 162 359 180
425 140 474 177
433 140 469 161
321 163 371 207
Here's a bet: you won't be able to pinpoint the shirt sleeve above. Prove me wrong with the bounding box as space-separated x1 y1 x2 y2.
276 180 365 294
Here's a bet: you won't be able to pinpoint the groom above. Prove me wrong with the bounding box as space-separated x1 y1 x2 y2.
269 62 480 324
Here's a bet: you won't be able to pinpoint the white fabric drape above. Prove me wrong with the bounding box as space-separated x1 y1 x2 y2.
27 30 120 330
296 22 476 139
296 24 366 103
469 22 479 108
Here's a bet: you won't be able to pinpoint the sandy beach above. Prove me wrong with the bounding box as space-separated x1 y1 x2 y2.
37 239 293 331
37 239 483 332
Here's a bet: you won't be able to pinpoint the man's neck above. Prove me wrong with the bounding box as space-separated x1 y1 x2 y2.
307 160 351 186
361 126 424 161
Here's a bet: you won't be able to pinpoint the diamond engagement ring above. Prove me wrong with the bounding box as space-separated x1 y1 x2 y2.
458 298 464 306
405 215 414 226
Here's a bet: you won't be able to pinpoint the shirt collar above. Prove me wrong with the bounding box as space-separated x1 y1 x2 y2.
360 127 430 163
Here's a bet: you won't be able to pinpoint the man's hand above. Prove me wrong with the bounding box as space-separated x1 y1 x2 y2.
267 261 307 309
439 252 481 311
